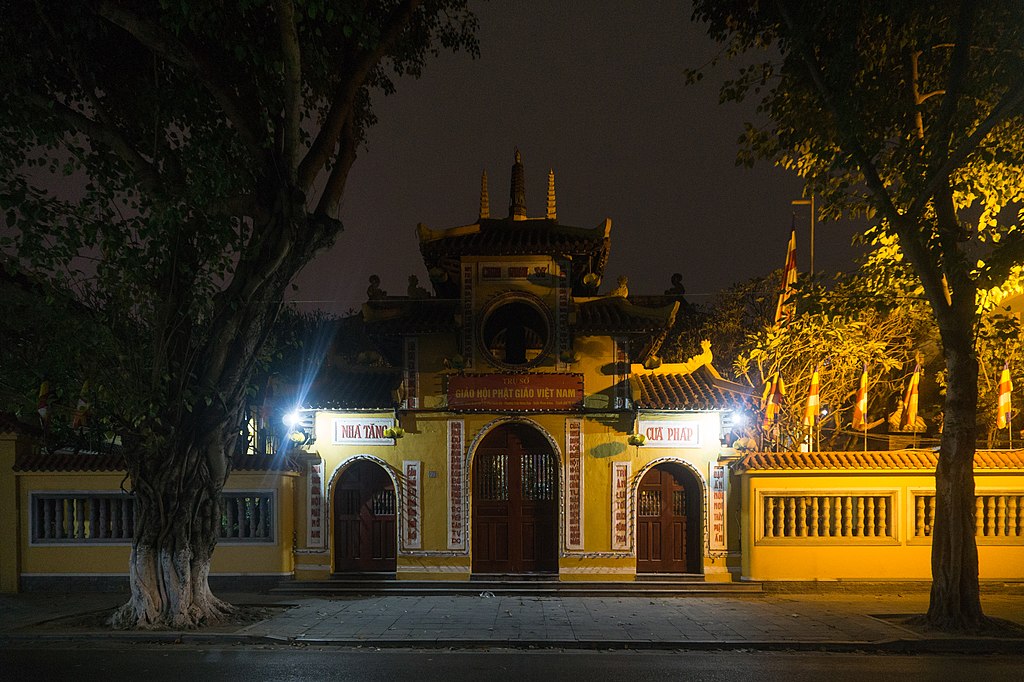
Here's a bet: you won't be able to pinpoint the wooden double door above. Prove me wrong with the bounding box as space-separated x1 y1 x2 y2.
472 424 558 574
333 460 397 572
636 463 700 574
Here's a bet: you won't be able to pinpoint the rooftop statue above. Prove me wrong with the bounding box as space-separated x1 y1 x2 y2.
367 274 387 300
407 274 430 299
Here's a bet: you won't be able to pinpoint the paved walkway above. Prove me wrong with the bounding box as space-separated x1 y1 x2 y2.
1 590 1022 651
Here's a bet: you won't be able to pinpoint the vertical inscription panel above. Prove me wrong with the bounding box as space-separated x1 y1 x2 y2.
307 459 325 548
709 462 727 552
403 460 421 549
611 461 631 550
565 418 584 550
447 420 467 550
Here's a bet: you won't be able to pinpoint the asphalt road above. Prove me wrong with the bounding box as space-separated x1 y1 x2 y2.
1 646 1021 681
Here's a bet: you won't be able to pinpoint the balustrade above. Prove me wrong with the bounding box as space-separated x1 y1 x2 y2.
762 493 893 539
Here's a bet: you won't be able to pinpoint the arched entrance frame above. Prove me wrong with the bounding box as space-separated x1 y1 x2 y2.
325 454 403 571
631 457 708 572
465 416 565 565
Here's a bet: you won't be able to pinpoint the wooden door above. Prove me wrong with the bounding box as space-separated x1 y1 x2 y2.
636 464 694 573
333 460 397 572
472 425 558 573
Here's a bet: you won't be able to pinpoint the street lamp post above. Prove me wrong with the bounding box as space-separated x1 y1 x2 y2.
791 196 815 276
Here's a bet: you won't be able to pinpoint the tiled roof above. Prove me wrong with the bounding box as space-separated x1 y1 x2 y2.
302 367 403 410
634 365 757 411
734 449 1024 472
418 218 612 298
573 297 678 334
419 218 609 258
0 412 41 436
363 298 459 335
13 448 299 473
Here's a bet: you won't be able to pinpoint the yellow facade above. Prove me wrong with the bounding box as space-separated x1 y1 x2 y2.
739 454 1024 582
0 431 298 592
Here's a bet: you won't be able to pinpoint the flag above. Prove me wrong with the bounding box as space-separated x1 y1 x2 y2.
773 226 798 325
852 362 868 430
71 381 90 430
997 361 1012 429
259 376 276 431
901 363 921 430
762 374 786 430
36 381 51 423
803 367 820 428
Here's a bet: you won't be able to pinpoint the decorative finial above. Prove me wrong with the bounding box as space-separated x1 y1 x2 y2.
546 169 557 221
509 148 526 221
479 170 490 219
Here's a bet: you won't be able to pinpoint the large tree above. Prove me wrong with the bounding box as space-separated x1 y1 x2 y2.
0 1 476 628
690 1 1024 629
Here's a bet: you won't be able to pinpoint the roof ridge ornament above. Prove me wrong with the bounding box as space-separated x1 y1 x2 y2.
546 168 557 221
509 148 526 221
480 170 490 219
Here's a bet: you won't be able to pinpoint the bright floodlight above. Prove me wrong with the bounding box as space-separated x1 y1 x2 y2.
732 411 747 428
283 410 302 428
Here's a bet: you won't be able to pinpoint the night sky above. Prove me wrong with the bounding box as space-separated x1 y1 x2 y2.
290 1 864 314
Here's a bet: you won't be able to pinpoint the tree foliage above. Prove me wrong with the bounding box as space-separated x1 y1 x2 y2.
0 0 476 628
690 0 1024 630
739 270 936 450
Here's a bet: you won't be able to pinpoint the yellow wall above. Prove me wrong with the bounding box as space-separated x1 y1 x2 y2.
4 464 296 591
740 470 1024 581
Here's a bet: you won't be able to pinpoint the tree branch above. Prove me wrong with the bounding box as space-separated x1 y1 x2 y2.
95 1 266 159
773 0 950 315
275 0 302 184
297 0 424 191
315 116 359 218
928 0 976 161
25 92 163 195
910 72 1024 219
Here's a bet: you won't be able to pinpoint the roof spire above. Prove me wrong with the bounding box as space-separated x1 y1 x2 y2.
479 170 490 219
509 148 526 220
546 168 557 221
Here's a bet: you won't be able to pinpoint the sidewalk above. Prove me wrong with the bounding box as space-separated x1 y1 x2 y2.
1 590 1022 652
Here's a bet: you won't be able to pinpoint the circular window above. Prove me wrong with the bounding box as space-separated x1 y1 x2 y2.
480 295 552 368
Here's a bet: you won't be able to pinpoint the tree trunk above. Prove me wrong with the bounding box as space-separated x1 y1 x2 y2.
110 440 234 629
927 329 986 630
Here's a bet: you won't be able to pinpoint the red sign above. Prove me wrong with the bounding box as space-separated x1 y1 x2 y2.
447 374 583 410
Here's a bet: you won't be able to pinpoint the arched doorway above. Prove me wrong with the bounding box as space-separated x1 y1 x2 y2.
472 423 558 574
636 462 702 574
333 460 397 573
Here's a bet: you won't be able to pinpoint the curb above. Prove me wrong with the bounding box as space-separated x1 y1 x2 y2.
2 632 1021 654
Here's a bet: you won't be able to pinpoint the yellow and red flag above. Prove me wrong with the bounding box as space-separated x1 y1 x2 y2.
997 361 1012 429
773 227 798 325
900 363 921 430
762 374 786 430
36 381 51 423
852 362 868 430
803 367 820 428
71 381 90 430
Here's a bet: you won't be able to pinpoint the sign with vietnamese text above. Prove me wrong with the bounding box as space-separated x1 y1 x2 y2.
611 461 631 550
447 374 583 410
637 419 701 448
447 420 466 550
709 462 728 551
306 459 324 548
332 418 393 445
